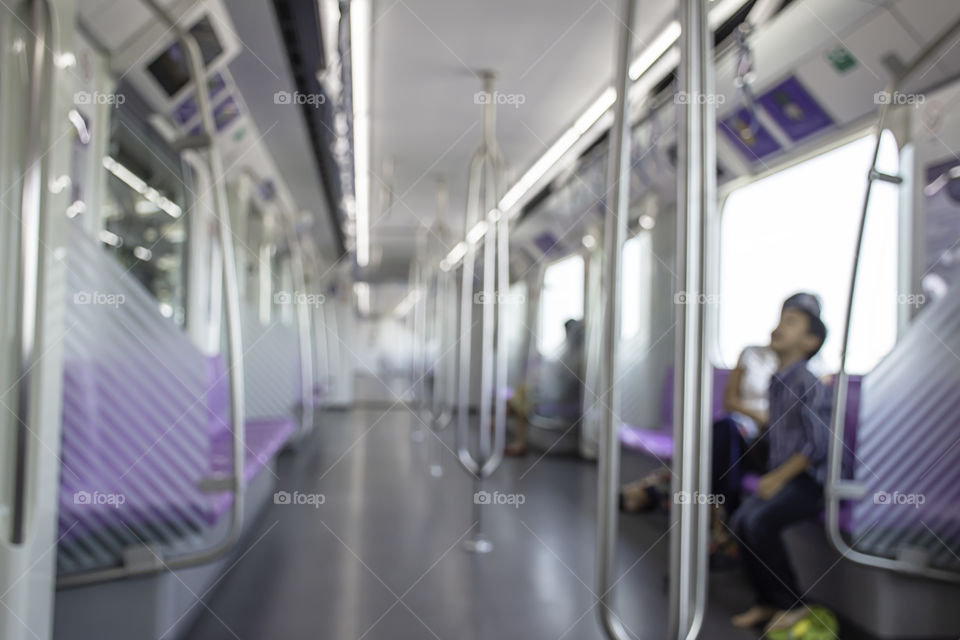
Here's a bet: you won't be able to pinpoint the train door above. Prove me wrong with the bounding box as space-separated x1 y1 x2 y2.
0 1 75 638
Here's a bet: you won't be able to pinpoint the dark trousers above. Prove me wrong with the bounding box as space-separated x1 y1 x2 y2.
711 417 768 515
730 474 823 610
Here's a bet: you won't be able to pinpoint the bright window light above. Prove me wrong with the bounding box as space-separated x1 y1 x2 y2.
538 255 585 357
621 232 652 340
718 132 900 374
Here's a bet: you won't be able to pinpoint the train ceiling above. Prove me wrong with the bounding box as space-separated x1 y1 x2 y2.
74 0 960 282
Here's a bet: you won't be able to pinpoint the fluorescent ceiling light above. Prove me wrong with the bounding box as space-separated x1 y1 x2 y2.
497 0 751 220
443 241 467 266
102 156 182 219
628 21 681 80
465 220 488 244
354 281 370 315
99 229 122 247
351 0 372 267
393 289 422 318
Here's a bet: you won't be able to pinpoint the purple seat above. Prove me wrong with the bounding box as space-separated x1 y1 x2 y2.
207 416 297 518
619 366 731 461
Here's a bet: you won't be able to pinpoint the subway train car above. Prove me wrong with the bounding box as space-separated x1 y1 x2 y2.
1 0 959 638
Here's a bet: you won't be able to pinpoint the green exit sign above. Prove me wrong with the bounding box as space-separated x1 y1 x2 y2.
826 45 858 73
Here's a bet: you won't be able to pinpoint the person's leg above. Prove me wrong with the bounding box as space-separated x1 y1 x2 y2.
711 417 745 514
505 386 528 456
732 475 822 613
619 467 669 512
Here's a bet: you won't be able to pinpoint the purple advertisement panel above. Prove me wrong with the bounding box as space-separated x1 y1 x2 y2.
758 76 834 141
719 107 781 163
213 95 241 132
173 73 227 125
533 231 562 255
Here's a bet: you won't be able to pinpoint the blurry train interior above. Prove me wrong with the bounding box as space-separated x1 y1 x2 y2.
1 0 960 638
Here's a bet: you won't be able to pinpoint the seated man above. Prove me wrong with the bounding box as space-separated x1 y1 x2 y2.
729 293 831 633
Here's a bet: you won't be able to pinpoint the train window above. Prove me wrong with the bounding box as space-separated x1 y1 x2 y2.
537 255 584 356
621 232 651 340
718 131 900 374
102 104 190 324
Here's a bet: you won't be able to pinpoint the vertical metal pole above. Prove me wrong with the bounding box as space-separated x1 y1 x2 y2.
456 72 505 554
430 182 451 477
596 0 635 637
286 216 316 441
671 2 714 639
10 0 50 545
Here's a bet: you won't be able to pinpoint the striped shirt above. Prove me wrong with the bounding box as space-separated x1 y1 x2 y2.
766 360 832 484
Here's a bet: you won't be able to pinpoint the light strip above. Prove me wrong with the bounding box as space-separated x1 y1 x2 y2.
465 220 489 244
442 241 467 267
629 20 681 80
441 0 751 269
354 281 370 315
393 288 422 318
497 0 749 220
351 0 372 267
103 156 182 219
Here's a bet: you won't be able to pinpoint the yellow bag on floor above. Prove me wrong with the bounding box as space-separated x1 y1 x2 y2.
766 606 839 640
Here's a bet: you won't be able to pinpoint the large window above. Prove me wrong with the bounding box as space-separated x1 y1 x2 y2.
621 231 652 340
537 255 584 357
718 132 900 374
102 101 189 324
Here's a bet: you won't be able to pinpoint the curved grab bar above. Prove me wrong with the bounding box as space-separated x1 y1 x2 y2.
455 72 508 552
11 0 53 546
456 151 485 476
59 0 246 587
595 0 636 636
825 13 960 585
285 214 316 442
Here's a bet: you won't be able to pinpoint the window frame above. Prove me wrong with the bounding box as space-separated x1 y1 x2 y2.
710 124 903 373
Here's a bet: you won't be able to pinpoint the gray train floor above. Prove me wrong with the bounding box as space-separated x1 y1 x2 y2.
182 408 760 640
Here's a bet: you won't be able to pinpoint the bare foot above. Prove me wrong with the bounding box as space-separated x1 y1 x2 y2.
730 605 775 628
619 481 653 512
764 608 807 633
505 441 527 457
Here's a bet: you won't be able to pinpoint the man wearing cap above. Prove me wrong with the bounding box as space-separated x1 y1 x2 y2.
729 293 832 633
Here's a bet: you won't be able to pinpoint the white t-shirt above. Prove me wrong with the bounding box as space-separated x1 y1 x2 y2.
732 345 778 438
